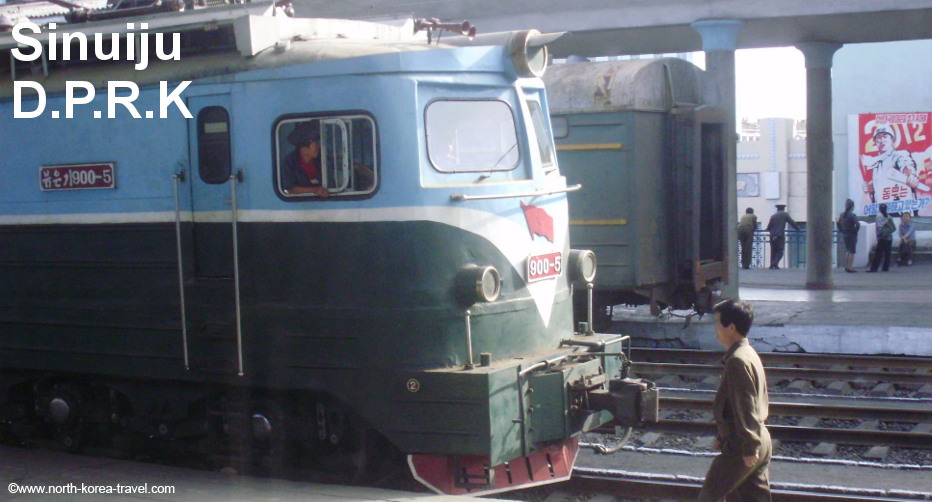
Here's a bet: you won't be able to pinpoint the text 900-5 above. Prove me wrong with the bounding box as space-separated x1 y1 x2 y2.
40 164 116 191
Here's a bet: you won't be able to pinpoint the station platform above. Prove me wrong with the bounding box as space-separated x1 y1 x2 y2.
0 445 506 502
613 262 932 356
577 446 932 500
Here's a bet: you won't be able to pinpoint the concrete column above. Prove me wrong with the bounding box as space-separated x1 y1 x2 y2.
691 19 742 300
797 42 841 290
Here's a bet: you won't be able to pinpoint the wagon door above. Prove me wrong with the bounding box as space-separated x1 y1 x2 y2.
690 107 728 308
184 94 245 376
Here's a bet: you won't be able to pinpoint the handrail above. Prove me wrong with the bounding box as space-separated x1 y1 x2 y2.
230 171 245 376
449 184 582 202
743 228 841 269
172 171 190 371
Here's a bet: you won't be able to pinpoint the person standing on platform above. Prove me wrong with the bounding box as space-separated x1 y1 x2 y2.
737 208 758 270
837 198 860 273
868 203 895 272
898 212 916 266
766 204 799 270
698 299 771 502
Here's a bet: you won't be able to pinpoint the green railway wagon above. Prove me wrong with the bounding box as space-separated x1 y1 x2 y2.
544 58 729 327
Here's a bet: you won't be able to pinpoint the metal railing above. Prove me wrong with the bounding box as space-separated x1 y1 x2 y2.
738 229 839 269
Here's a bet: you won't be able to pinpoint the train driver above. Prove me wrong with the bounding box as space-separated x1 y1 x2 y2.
282 121 330 197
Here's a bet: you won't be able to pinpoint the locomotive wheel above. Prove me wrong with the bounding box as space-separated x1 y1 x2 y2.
250 401 293 474
45 385 90 452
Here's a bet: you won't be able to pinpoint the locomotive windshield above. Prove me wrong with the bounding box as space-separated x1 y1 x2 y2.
426 100 519 173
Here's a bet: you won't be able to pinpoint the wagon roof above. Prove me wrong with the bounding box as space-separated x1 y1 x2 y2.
543 57 709 114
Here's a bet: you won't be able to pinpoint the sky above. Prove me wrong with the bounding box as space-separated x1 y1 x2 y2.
676 46 807 124
735 47 807 122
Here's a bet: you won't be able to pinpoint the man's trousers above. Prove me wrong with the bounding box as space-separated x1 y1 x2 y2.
769 236 785 269
697 430 772 502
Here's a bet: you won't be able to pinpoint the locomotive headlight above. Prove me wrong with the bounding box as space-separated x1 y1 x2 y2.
569 249 597 284
455 265 502 304
443 29 562 78
510 29 550 78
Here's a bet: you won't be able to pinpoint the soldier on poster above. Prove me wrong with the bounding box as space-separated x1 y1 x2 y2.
854 113 932 217
862 125 923 207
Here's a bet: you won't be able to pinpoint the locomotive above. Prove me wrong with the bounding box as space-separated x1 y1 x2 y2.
0 3 657 496
543 58 729 327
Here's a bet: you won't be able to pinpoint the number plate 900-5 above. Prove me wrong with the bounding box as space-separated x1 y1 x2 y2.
527 252 562 282
40 163 115 191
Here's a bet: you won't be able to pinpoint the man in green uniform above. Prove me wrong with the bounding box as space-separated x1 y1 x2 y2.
698 299 772 502
737 208 758 270
765 204 798 269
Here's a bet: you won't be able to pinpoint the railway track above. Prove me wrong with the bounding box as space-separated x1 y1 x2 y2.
634 361 931 386
646 391 932 448
546 348 932 501
624 348 932 452
630 348 932 377
566 467 932 502
630 349 932 403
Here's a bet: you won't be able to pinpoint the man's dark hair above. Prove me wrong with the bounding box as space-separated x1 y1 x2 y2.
713 298 754 336
287 122 320 147
745 207 754 214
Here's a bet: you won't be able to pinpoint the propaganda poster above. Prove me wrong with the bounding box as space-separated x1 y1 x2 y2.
850 112 932 216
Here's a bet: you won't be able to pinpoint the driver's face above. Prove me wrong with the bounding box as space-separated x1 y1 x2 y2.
301 140 320 160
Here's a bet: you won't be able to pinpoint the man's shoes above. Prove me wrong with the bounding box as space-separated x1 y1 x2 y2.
845 268 857 273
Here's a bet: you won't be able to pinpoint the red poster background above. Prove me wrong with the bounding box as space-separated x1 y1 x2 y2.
854 112 932 216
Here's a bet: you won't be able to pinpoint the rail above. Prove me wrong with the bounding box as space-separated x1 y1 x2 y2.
633 362 932 385
630 348 932 371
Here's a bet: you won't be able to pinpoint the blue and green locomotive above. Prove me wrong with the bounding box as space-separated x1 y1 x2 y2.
0 4 656 495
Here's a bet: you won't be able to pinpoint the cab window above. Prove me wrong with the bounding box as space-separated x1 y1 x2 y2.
527 100 555 167
198 106 232 184
275 115 377 199
551 116 569 139
426 100 519 173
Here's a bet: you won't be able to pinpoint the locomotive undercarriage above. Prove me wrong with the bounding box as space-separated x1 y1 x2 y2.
0 372 407 486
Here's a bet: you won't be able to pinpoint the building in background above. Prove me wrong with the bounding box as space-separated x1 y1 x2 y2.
737 117 807 225
736 39 931 265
